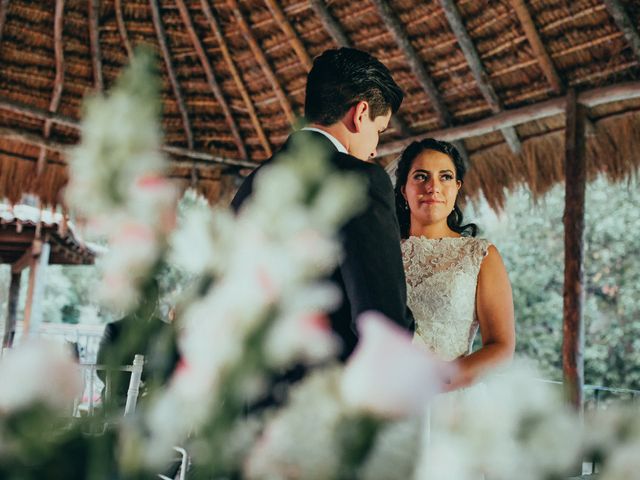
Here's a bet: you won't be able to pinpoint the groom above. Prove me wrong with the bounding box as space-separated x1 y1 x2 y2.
231 48 413 361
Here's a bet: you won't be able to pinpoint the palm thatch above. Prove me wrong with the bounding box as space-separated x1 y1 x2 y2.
0 0 639 209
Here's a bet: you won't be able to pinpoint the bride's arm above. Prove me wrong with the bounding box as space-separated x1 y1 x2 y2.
444 245 515 392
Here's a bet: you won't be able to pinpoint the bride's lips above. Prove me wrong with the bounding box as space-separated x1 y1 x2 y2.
420 199 444 205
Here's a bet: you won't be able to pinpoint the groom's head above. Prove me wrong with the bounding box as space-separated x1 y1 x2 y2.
304 48 403 161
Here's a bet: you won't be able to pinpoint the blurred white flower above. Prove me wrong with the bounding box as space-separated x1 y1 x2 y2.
129 175 178 232
0 341 82 413
264 311 339 368
360 418 422 480
420 362 581 480
341 312 447 418
599 439 640 480
65 49 173 314
98 221 161 310
245 368 345 480
170 208 221 274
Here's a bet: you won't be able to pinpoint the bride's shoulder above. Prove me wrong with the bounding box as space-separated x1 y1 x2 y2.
461 236 493 259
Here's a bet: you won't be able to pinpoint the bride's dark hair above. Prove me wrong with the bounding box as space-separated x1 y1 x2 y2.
394 138 477 239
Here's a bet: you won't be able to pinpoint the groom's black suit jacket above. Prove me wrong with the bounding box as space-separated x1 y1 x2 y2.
231 130 414 361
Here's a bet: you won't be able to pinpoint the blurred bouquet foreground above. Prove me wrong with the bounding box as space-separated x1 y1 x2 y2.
0 50 639 480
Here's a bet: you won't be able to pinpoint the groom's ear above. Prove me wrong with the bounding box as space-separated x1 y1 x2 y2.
352 101 369 133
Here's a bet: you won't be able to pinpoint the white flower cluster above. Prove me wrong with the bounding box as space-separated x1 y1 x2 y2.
417 362 582 480
245 312 446 480
0 341 81 414
143 136 369 463
583 405 640 480
65 50 177 312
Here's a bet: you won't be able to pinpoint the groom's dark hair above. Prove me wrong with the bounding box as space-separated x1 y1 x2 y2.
304 48 403 126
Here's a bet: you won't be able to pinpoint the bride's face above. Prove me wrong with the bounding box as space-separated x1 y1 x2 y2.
401 149 462 228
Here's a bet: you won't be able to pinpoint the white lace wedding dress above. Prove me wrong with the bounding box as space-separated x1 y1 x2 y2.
402 236 491 476
401 236 491 361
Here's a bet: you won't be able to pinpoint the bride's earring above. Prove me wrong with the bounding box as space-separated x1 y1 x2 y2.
403 199 409 211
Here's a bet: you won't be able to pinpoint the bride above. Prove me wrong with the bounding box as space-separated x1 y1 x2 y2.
394 138 515 392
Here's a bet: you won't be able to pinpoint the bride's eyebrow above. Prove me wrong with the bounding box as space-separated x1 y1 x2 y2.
411 168 455 175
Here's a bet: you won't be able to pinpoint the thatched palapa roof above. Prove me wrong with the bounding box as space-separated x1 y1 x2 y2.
0 0 639 210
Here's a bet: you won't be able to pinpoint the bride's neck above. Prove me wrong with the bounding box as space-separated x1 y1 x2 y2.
409 221 459 239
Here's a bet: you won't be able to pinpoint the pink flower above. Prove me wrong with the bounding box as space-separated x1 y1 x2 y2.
112 222 156 244
340 311 450 418
136 175 167 190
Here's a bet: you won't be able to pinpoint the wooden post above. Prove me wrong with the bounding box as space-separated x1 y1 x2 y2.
22 240 51 337
562 88 586 412
3 272 22 348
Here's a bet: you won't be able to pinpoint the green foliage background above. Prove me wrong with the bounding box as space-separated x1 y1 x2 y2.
468 175 640 394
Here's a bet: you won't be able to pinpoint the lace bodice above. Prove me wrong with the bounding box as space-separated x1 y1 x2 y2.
402 236 491 361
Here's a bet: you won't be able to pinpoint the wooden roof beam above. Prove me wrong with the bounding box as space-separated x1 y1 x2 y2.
603 0 640 62
308 0 409 137
174 0 247 158
371 0 451 128
438 0 522 154
510 0 563 95
37 0 65 175
88 0 103 92
1 126 69 152
0 97 78 128
200 0 271 157
309 0 350 48
228 0 296 127
0 0 10 44
263 0 313 71
6 80 640 160
378 81 640 156
0 125 258 169
115 0 134 59
149 0 195 151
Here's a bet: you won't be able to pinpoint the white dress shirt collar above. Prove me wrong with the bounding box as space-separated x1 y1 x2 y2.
301 127 348 154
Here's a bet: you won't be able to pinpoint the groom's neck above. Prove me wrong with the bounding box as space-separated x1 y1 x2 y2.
307 122 350 153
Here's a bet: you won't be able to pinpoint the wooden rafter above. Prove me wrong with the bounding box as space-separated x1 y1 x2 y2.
1 126 69 153
174 0 246 158
149 0 194 150
163 145 257 168
309 0 350 48
371 0 451 127
37 0 65 175
263 0 312 71
88 0 103 92
115 0 133 59
438 0 522 154
0 148 64 167
510 0 563 95
0 98 78 128
200 0 272 157
0 108 258 169
603 0 640 62
377 81 640 156
0 125 257 169
308 0 409 136
0 0 10 44
228 0 296 126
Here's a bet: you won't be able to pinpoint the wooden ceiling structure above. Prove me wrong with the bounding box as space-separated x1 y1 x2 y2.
0 0 639 210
